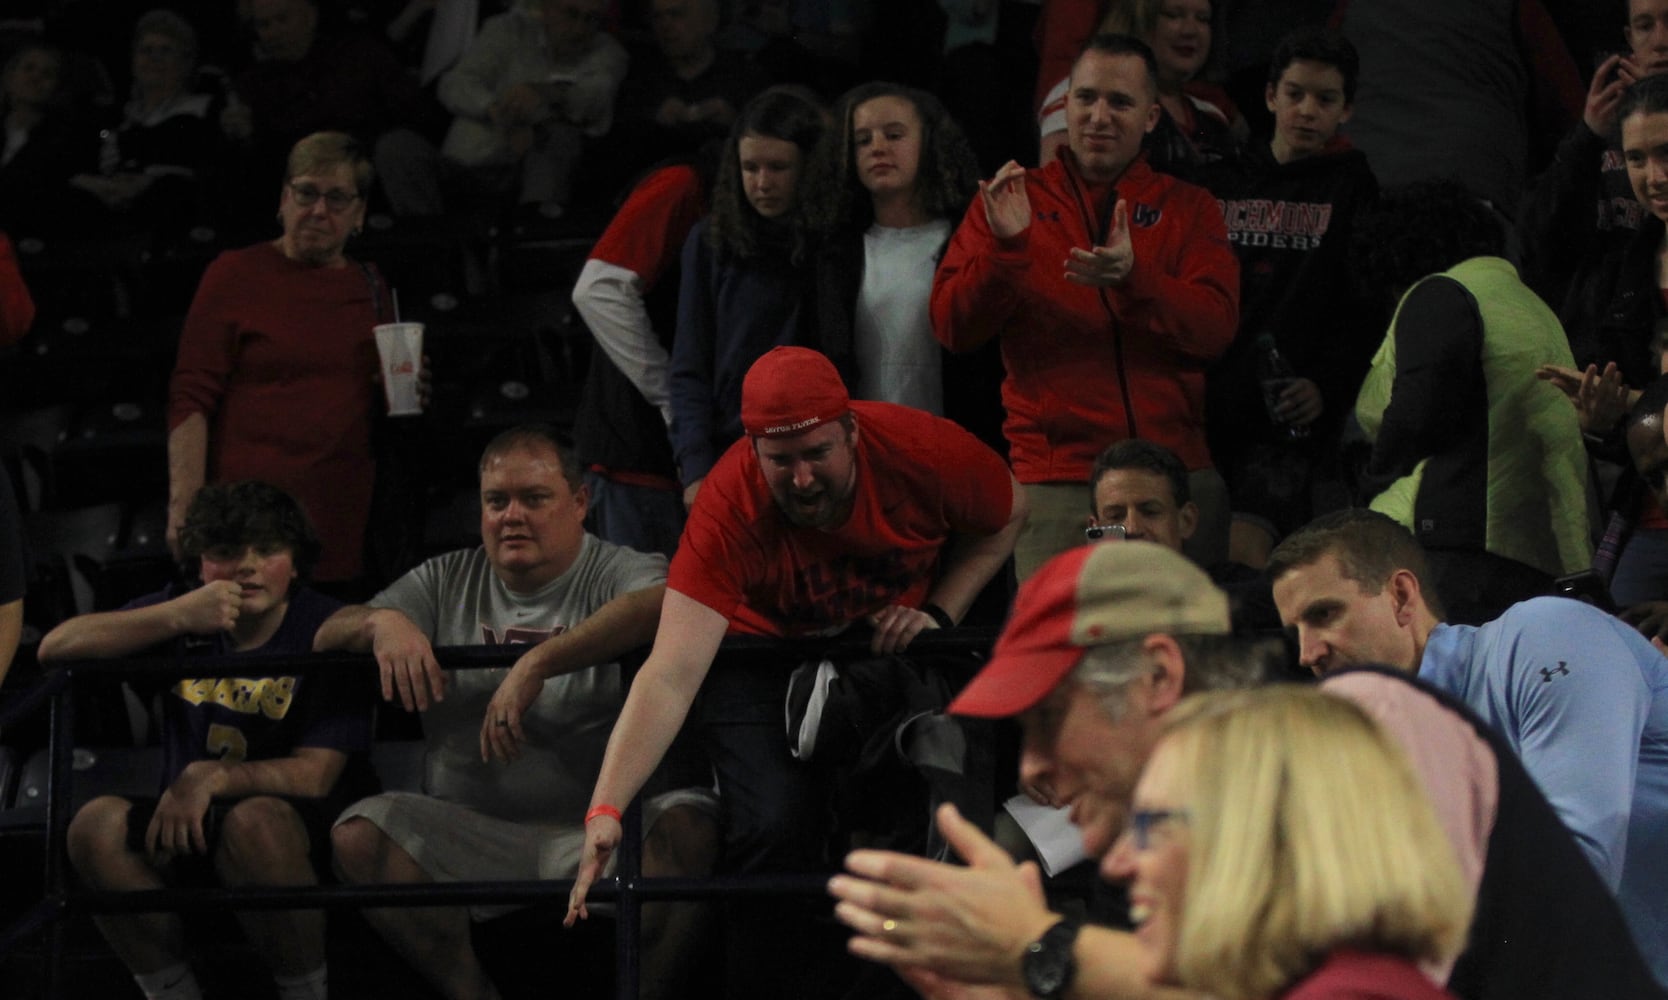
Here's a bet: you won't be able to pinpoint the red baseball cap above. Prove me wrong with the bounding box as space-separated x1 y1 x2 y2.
741 347 851 438
948 541 1231 718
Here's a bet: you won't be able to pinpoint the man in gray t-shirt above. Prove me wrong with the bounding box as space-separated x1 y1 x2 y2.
315 425 716 1000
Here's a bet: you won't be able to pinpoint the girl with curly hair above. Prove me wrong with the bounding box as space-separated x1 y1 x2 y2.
806 82 981 415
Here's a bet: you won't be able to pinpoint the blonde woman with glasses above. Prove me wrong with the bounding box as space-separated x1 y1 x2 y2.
1115 685 1471 1000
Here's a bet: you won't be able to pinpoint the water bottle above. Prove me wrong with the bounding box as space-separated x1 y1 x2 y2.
1256 333 1309 441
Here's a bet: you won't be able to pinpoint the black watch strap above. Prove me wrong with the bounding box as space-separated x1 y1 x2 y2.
1021 916 1082 999
921 602 955 630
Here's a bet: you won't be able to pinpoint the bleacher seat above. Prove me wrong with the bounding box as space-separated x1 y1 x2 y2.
2 321 137 413
131 234 220 322
0 746 16 811
369 739 426 794
0 403 75 512
52 400 169 512
13 237 122 334
354 214 485 308
492 235 595 397
9 745 164 819
420 486 481 558
95 502 178 615
423 305 579 482
24 504 125 625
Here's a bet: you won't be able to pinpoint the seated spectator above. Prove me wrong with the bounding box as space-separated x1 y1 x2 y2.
0 40 86 239
1087 439 1279 632
66 9 219 241
1269 507 1668 984
1351 180 1592 623
1114 686 1471 999
317 425 717 1000
590 0 767 191
669 88 829 506
168 131 400 597
1199 26 1379 568
379 0 629 220
1037 0 1247 178
44 481 376 1000
219 0 440 229
805 82 980 417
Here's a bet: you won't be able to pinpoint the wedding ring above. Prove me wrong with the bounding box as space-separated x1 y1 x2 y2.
882 919 898 934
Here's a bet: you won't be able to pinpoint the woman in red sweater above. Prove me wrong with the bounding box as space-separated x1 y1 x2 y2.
168 131 386 594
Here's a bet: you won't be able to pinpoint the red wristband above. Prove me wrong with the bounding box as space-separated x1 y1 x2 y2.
585 804 622 825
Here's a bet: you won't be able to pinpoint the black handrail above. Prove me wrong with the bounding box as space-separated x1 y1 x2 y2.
0 626 999 999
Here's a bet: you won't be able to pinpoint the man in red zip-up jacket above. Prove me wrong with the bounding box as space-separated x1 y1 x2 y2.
932 33 1239 580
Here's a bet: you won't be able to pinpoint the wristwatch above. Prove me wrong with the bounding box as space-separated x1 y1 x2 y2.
1021 916 1082 999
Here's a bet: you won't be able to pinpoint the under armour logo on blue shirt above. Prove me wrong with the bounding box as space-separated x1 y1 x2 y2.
1540 662 1570 682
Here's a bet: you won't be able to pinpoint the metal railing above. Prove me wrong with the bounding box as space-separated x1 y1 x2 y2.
0 627 998 999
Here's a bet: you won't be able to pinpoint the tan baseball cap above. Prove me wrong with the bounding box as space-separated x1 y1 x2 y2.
948 541 1231 717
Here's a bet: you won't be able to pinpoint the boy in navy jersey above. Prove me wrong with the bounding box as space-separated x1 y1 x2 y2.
42 481 373 1000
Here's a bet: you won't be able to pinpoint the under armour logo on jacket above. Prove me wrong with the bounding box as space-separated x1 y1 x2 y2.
1540 663 1570 682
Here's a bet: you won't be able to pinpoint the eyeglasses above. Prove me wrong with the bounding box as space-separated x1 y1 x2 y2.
1084 522 1127 543
1128 809 1188 849
287 182 361 212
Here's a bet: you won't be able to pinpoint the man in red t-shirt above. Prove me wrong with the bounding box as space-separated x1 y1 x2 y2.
565 346 1024 913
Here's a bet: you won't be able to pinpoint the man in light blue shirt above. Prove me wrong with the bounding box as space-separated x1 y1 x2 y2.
1269 508 1668 986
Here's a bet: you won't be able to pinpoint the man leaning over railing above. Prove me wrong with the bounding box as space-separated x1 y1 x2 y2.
566 346 1027 1000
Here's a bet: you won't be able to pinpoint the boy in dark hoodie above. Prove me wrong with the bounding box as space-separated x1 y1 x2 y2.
1200 26 1379 567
